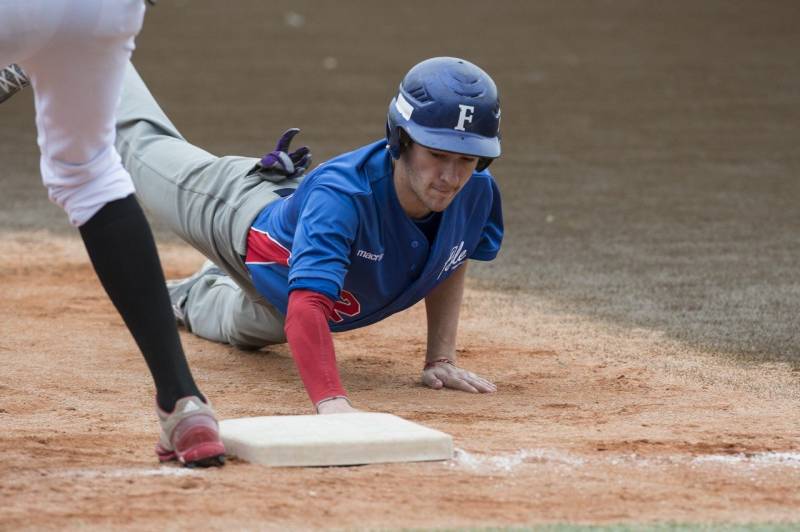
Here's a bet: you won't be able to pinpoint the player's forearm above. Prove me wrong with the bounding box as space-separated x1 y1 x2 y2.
424 263 467 362
284 289 347 407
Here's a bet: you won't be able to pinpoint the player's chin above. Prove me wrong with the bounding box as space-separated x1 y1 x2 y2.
426 200 450 213
426 191 456 212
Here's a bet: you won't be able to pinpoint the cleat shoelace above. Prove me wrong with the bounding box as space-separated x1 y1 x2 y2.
0 65 29 95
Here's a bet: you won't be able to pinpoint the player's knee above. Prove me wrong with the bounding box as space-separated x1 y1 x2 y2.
44 155 135 226
223 314 286 350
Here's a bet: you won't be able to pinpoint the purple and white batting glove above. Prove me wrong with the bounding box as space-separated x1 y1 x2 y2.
259 128 312 179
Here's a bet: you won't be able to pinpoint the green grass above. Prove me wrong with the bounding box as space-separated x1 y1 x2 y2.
391 525 800 532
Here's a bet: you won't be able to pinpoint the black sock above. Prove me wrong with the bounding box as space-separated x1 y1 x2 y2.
79 195 203 412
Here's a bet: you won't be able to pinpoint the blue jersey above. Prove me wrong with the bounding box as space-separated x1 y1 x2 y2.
245 140 503 332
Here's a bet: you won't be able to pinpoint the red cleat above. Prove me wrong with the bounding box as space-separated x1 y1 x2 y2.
155 396 226 467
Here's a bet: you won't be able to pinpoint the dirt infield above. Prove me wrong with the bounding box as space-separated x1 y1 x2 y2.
2 0 800 529
1 235 799 529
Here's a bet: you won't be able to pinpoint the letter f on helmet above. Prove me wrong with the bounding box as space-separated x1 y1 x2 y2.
455 105 475 132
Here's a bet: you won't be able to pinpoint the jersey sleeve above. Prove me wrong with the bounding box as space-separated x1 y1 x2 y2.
470 177 504 261
288 185 359 301
284 289 347 405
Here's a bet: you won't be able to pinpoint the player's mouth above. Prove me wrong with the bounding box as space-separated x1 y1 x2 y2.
430 185 455 196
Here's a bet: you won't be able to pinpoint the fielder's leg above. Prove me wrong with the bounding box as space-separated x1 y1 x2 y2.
0 0 224 466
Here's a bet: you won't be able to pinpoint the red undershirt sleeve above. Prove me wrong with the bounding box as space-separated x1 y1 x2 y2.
284 289 347 405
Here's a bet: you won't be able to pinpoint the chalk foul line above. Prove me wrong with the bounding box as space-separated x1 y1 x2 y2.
450 448 800 473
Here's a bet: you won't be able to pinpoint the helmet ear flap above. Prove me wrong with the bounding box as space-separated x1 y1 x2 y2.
476 157 492 172
386 120 399 159
397 129 413 157
386 119 412 160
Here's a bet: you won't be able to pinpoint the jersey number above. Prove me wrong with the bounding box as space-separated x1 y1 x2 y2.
330 290 361 323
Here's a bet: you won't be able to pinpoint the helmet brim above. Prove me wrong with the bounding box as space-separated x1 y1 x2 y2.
404 124 501 159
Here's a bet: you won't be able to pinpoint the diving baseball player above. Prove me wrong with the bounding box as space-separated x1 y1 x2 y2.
111 56 503 414
0 0 224 466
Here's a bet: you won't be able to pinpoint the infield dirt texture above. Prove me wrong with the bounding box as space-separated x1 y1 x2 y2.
1 1 799 529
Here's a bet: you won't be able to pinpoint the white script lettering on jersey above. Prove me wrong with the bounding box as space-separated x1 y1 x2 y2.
438 241 468 279
455 105 475 131
357 249 384 262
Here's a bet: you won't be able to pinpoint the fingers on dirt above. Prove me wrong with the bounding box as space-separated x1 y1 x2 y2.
422 374 444 389
445 376 479 393
472 375 497 393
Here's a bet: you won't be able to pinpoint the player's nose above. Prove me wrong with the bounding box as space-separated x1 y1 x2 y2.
439 163 461 187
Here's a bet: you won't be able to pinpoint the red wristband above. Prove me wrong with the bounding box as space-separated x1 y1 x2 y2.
424 358 455 370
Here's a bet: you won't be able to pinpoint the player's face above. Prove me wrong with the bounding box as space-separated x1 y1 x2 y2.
395 143 479 218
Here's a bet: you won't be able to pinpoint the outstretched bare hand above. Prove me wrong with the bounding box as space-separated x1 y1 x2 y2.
315 397 359 414
421 359 496 393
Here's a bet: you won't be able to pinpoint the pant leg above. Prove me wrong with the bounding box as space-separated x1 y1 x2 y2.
114 63 295 345
0 1 65 67
114 62 299 304
186 272 287 349
8 0 146 226
0 0 210 409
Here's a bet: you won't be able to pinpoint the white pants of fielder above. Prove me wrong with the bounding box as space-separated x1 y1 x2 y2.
0 0 144 226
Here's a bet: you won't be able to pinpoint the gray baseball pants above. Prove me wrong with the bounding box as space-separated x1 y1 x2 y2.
114 62 290 348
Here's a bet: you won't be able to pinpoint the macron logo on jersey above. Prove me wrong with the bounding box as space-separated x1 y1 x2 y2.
437 241 468 279
357 249 384 262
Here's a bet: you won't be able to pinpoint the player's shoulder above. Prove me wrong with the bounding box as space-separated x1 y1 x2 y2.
303 140 390 196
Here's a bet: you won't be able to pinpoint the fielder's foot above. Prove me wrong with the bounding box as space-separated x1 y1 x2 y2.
0 64 29 104
167 260 224 328
156 396 226 467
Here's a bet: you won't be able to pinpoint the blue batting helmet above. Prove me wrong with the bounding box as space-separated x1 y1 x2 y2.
386 57 501 171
